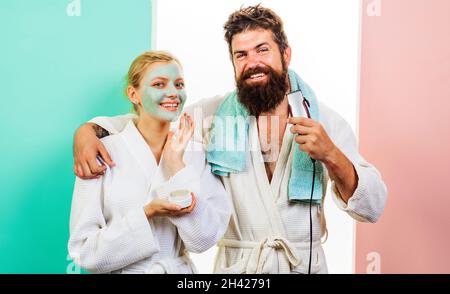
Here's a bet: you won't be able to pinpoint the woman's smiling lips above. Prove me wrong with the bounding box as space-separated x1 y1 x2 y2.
159 100 180 112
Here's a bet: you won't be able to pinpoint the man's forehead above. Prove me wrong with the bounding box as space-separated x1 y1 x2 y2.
231 29 275 52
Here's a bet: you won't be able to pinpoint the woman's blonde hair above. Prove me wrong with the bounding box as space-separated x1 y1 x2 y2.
125 50 182 113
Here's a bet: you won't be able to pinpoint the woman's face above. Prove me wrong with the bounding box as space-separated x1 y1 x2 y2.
138 61 187 122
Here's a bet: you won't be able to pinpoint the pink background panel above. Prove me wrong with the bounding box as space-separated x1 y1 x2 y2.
357 0 450 273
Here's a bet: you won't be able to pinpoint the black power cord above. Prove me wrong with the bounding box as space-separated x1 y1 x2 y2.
289 95 316 274
303 97 315 275
308 158 316 274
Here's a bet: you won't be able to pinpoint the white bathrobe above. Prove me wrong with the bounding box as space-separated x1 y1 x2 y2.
89 94 387 274
68 120 231 274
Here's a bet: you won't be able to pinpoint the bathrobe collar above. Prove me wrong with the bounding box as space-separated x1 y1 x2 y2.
119 120 159 184
248 118 291 237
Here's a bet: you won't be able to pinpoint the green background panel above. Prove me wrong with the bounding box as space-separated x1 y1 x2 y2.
0 0 152 273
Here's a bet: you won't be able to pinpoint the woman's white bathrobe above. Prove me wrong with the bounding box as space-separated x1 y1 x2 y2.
68 120 231 274
88 94 387 274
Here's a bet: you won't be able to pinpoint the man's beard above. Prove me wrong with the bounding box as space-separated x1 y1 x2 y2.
236 64 288 117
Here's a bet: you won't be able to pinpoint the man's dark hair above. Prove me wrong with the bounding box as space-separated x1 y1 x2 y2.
223 4 289 57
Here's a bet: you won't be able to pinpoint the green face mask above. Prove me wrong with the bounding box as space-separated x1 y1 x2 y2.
140 63 187 121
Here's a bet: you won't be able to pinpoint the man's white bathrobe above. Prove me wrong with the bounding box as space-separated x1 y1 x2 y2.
88 94 387 274
68 120 231 274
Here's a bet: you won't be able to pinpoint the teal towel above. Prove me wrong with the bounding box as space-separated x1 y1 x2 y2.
206 69 323 204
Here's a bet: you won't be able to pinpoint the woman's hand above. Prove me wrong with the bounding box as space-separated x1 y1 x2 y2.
144 193 197 219
162 113 194 177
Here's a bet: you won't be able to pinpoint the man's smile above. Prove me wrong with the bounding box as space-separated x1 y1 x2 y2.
248 72 267 82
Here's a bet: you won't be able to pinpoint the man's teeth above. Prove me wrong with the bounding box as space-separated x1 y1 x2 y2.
250 73 265 79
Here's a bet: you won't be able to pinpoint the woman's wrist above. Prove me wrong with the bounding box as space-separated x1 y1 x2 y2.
166 160 185 177
144 204 154 219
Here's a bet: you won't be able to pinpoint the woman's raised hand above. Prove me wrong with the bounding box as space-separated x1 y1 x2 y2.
162 113 194 176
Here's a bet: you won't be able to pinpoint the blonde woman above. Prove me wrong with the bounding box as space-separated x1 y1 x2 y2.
68 51 231 274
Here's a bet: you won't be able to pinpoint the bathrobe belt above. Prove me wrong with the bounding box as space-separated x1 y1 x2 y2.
217 237 321 274
112 255 196 274
144 254 197 274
